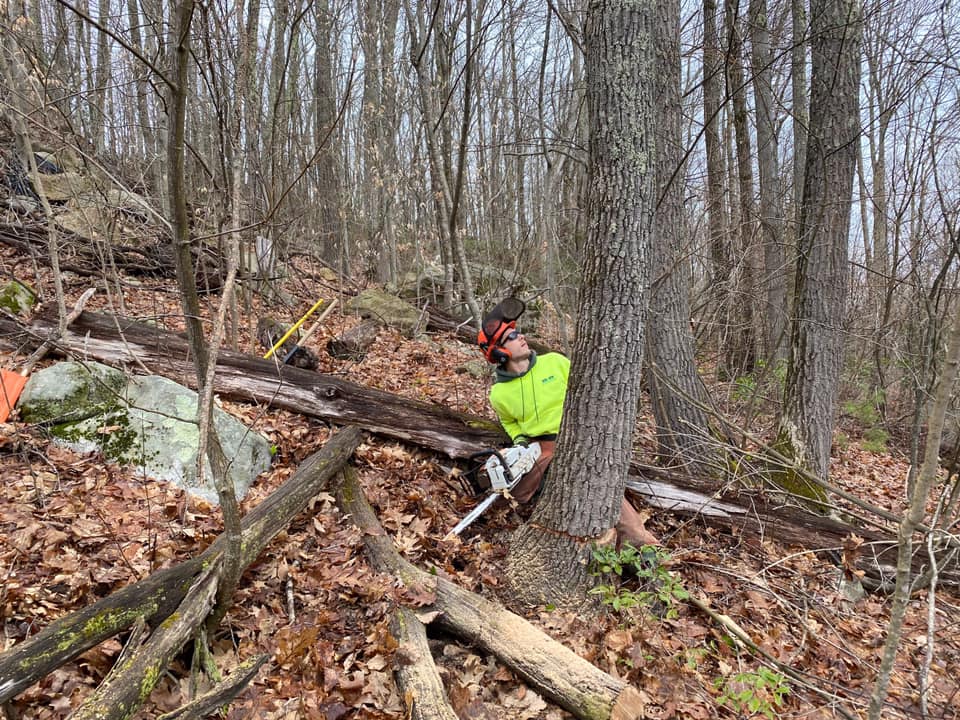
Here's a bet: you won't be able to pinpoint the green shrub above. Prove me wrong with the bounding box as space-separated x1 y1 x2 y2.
862 426 889 453
843 386 888 452
588 544 689 619
715 667 791 719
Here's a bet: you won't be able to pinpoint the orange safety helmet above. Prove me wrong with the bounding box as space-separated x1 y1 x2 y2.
477 297 525 365
478 319 516 365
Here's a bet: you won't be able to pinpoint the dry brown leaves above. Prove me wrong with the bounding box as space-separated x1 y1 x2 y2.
0 251 958 718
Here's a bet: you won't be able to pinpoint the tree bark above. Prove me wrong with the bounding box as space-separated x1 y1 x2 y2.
507 0 656 608
774 0 861 500
312 0 344 264
790 0 808 231
164 0 243 630
69 561 222 720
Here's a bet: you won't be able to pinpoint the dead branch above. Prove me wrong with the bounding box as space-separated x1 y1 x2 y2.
156 654 270 720
333 466 648 720
0 426 361 704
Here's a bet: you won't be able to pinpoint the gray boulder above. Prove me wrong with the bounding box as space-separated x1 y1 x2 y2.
347 288 427 338
19 362 272 505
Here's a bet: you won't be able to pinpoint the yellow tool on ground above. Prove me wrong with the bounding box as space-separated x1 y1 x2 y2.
263 298 326 360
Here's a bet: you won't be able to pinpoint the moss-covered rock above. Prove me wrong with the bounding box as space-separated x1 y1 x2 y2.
18 364 272 504
0 280 38 316
347 289 427 339
18 361 126 425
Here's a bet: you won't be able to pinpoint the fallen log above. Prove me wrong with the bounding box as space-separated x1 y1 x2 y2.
0 219 226 290
333 466 648 720
390 608 459 720
1 310 955 589
0 426 361 705
156 654 270 720
71 560 222 720
0 309 505 457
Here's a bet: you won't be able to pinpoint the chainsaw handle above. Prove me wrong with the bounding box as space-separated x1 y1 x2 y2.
467 447 520 486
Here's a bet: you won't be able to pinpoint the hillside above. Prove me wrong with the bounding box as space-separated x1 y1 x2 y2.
0 248 958 720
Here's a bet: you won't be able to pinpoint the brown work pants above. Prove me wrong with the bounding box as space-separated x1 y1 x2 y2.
511 440 555 504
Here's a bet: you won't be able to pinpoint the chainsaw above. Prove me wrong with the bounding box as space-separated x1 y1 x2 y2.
444 442 542 539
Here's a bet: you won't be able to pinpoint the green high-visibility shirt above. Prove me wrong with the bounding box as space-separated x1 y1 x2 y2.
489 352 570 443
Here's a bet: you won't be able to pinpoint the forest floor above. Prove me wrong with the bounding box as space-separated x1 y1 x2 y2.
1 247 958 720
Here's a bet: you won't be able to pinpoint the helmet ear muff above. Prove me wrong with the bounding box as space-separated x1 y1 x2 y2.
489 345 511 365
478 320 515 364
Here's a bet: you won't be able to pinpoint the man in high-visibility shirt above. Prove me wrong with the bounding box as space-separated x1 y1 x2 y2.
478 310 658 547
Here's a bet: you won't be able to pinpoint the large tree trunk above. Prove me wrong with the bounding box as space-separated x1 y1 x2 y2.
0 427 362 707
646 0 720 475
361 0 401 284
749 0 788 363
506 0 656 608
774 0 862 502
313 0 344 264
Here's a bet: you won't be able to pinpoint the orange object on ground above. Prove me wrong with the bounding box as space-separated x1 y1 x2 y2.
0 368 29 423
0 287 98 423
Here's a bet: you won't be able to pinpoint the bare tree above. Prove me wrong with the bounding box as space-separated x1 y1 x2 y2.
506 0 655 606
774 0 861 500
647 0 721 474
402 0 481 322
162 0 242 629
723 0 759 374
702 0 734 375
867 307 960 717
749 0 788 362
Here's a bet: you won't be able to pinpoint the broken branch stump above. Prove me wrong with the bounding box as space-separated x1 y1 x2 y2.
327 320 379 360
